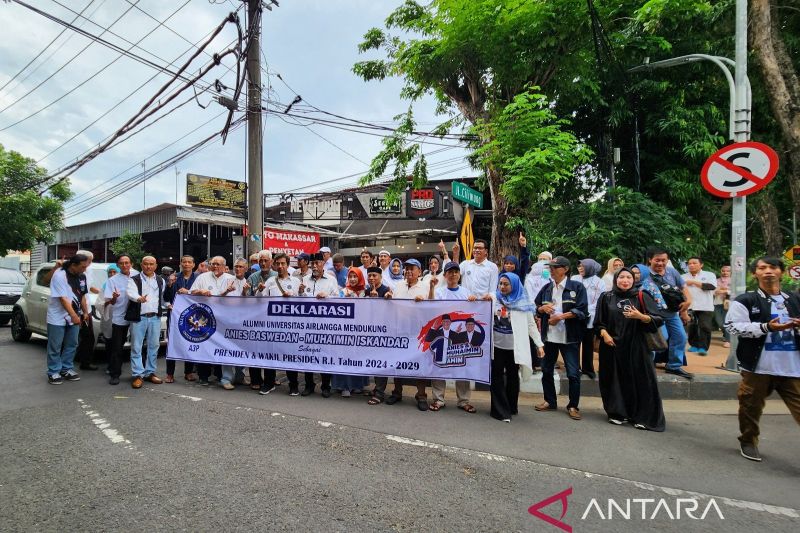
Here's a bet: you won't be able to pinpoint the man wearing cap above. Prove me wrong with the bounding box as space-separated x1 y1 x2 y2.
320 246 333 271
459 239 499 301
384 258 431 410
377 250 395 289
299 253 338 397
428 262 478 412
534 256 589 420
292 253 312 280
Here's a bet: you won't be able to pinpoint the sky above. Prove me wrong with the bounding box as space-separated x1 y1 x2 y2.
0 0 470 226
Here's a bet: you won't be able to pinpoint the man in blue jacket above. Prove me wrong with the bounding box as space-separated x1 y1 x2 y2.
534 256 589 420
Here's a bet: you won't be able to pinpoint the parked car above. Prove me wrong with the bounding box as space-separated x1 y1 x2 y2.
0 268 27 326
10 262 167 350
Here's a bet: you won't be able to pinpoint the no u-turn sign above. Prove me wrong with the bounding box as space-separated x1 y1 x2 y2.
700 142 779 198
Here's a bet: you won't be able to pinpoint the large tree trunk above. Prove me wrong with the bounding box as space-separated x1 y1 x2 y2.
754 190 783 256
485 163 517 263
751 0 800 217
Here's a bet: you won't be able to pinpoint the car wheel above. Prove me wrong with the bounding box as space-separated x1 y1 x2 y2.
11 309 31 342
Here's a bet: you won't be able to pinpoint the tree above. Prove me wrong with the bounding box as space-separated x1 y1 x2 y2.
0 144 71 255
354 0 594 260
109 231 149 266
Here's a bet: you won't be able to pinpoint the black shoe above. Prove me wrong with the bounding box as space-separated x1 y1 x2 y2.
289 386 300 396
321 388 331 398
582 371 596 380
301 387 314 397
665 367 694 380
199 379 210 386
109 376 120 385
385 395 401 405
48 374 63 385
60 369 81 381
259 384 276 395
740 442 762 462
80 363 99 371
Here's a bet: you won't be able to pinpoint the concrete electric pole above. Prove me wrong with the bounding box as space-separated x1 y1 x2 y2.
246 0 263 256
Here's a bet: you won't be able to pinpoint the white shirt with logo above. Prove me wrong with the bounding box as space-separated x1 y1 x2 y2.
756 294 800 378
459 259 499 298
393 280 429 300
104 273 131 326
260 276 301 297
547 280 568 344
301 274 339 298
192 272 236 296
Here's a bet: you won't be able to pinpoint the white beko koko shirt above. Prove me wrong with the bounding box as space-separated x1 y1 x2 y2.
260 276 301 297
393 280 429 300
301 273 339 297
546 279 568 344
682 270 717 312
192 272 236 296
104 273 131 326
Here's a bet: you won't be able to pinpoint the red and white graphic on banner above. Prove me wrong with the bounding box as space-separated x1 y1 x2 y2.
262 227 320 256
700 142 779 198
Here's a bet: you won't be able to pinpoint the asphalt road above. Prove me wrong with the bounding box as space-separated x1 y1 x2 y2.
1 327 798 532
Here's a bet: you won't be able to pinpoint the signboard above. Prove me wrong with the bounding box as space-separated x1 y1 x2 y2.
186 173 246 211
168 295 492 383
407 188 439 219
789 264 800 281
452 181 484 209
700 142 779 198
263 227 320 256
460 207 474 261
369 196 402 215
783 245 800 263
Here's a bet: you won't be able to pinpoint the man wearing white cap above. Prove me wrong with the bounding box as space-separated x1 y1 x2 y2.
377 250 396 290
320 246 333 271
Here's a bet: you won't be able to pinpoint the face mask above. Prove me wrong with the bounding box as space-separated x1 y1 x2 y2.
542 269 551 280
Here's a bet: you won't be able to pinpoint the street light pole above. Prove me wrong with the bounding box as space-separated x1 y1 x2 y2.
246 0 263 257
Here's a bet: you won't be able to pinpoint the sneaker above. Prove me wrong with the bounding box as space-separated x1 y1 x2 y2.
60 369 81 381
109 376 120 385
341 390 351 398
321 388 332 398
634 423 647 430
199 379 210 386
697 348 708 356
740 442 762 462
289 386 300 396
608 418 625 425
687 346 699 352
301 387 314 397
48 374 63 385
502 418 511 423
259 384 276 395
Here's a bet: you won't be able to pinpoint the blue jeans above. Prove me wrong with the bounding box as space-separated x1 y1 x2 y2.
130 316 160 378
662 312 687 370
541 342 581 409
46 323 80 376
221 366 235 385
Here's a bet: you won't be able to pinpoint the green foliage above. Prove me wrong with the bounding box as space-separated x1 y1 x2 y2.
109 231 149 266
0 144 71 255
520 187 704 265
471 88 593 207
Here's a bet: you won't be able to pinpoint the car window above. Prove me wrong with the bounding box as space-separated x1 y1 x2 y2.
36 268 53 287
89 269 108 292
0 269 26 284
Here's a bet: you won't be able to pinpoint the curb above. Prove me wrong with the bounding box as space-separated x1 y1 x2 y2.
560 372 741 400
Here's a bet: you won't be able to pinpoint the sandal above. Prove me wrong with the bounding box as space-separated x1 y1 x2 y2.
367 396 383 405
250 383 261 390
458 404 477 414
429 401 445 412
184 373 197 382
164 374 175 384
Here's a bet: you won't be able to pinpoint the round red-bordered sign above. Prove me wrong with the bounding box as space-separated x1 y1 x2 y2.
700 141 779 198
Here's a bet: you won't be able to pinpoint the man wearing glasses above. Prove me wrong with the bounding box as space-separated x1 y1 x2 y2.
191 256 237 388
458 239 499 301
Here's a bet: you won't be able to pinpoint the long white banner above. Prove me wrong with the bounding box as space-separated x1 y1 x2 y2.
168 294 492 383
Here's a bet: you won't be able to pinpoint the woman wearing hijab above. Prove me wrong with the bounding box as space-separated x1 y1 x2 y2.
601 257 624 291
385 258 404 290
422 254 445 288
594 268 666 431
491 272 545 422
332 268 370 396
571 259 607 379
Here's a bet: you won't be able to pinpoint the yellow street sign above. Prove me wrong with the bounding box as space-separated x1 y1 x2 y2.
784 245 800 262
460 207 474 261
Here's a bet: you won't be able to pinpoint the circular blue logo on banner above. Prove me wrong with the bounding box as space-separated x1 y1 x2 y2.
178 303 216 343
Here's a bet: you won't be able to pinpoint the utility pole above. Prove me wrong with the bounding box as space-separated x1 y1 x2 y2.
731 0 750 299
246 0 263 256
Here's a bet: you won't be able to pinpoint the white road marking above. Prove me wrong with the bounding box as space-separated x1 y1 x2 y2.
77 399 133 447
317 421 333 427
384 434 798 518
145 388 202 401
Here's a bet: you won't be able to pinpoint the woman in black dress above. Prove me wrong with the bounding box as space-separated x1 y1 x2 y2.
594 268 666 431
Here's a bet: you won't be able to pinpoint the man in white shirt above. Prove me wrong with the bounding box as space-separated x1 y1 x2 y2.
46 254 90 384
386 258 431 410
258 253 302 396
105 254 134 385
682 256 717 355
74 250 100 371
191 256 236 388
320 246 333 271
378 250 394 288
429 262 477 413
126 256 165 389
300 253 337 397
291 253 311 281
459 239 499 300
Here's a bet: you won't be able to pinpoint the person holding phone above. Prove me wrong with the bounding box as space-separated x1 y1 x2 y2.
594 267 665 431
724 256 800 462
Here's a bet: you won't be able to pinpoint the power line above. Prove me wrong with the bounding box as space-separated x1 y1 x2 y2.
0 0 140 116
1 0 193 132
0 0 97 96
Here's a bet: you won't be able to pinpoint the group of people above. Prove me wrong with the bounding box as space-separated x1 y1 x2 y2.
43 240 799 461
